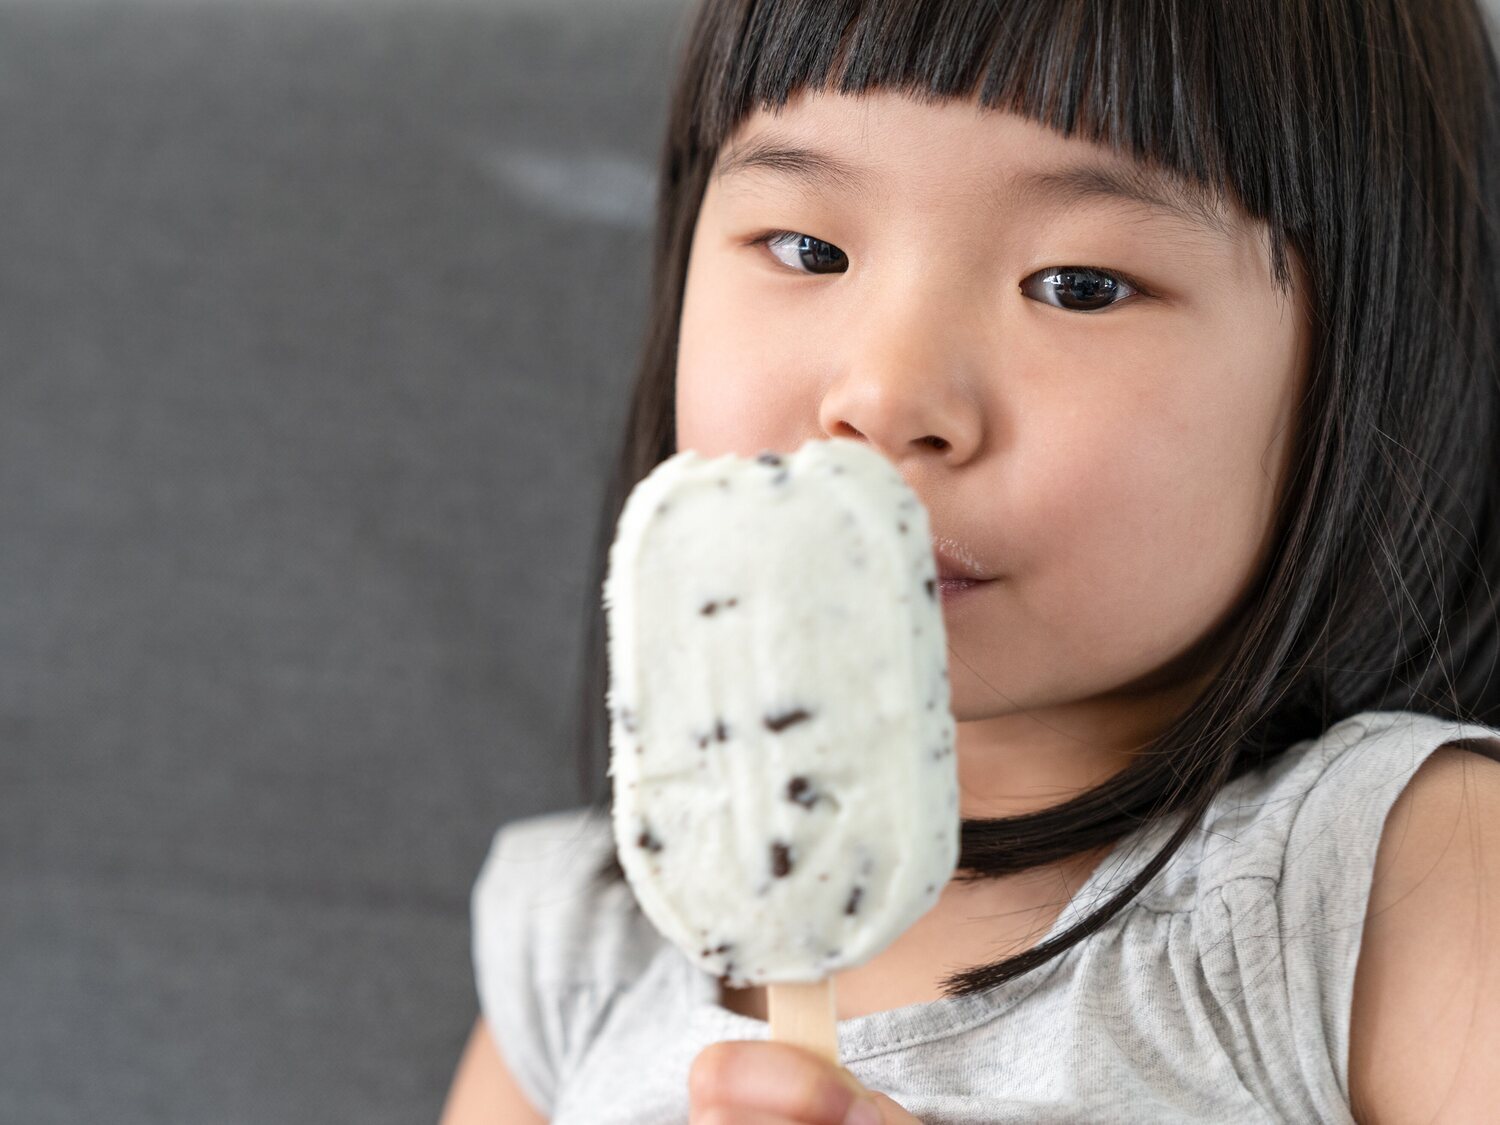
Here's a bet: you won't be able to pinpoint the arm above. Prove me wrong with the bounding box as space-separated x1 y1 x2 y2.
1348 742 1500 1124
438 1016 548 1125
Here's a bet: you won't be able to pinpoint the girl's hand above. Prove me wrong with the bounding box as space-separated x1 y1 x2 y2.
689 1041 923 1124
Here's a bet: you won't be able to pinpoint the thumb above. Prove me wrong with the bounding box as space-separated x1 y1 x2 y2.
870 1090 923 1123
831 1069 920 1125
828 1066 884 1123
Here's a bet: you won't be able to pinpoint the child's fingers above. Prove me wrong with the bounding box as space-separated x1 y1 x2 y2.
690 1110 802 1125
688 1040 877 1124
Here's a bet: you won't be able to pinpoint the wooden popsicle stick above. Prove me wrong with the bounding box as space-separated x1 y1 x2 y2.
766 978 839 1065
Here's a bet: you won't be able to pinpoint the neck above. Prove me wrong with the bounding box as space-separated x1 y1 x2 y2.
953 670 1211 820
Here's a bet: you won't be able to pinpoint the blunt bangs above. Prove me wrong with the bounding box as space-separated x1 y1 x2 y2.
681 0 1329 293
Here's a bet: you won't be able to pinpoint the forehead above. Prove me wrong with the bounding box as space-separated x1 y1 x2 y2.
713 90 1242 243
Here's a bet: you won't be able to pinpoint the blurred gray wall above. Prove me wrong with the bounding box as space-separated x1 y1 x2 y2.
0 1 687 1121
3 1 1498 1123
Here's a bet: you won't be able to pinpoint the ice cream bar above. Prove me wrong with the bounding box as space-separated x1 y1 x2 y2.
603 436 960 992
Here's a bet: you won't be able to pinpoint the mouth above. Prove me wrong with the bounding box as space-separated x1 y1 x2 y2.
938 575 994 603
932 537 996 584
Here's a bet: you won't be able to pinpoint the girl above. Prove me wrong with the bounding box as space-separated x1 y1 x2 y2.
444 0 1500 1121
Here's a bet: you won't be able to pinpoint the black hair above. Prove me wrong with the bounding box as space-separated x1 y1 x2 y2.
572 0 1500 996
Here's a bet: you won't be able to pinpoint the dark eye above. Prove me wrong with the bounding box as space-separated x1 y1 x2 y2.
751 230 848 275
1024 267 1140 312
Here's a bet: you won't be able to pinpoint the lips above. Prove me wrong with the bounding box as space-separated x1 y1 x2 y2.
931 536 995 582
937 576 985 591
938 576 991 608
932 538 995 609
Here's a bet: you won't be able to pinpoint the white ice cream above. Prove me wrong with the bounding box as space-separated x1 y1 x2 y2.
603 436 961 986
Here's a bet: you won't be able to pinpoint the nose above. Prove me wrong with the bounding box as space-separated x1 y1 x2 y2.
815 297 984 468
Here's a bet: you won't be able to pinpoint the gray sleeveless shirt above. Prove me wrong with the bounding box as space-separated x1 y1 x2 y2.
469 709 1500 1123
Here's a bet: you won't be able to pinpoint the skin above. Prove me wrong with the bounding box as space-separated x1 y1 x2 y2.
674 88 1313 1122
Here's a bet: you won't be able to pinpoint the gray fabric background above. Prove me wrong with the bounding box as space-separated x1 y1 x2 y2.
1 1 685 1121
3 2 1497 1122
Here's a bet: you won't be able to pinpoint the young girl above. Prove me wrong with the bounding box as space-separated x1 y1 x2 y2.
443 0 1500 1121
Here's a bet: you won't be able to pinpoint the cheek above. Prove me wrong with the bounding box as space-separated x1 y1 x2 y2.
1011 359 1286 674
675 255 802 455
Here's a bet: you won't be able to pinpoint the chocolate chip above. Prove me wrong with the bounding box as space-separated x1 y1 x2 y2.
898 521 908 534
726 598 738 607
764 707 812 733
756 452 784 467
926 884 936 895
638 829 664 853
696 733 709 749
714 719 729 742
844 886 863 915
770 841 793 877
715 942 733 954
700 600 719 616
786 776 818 808
618 708 637 733
925 579 936 600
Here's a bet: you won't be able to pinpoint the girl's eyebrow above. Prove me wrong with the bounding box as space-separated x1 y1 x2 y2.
713 135 1233 241
714 137 873 196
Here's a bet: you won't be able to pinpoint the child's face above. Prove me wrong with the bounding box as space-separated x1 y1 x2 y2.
675 88 1311 738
